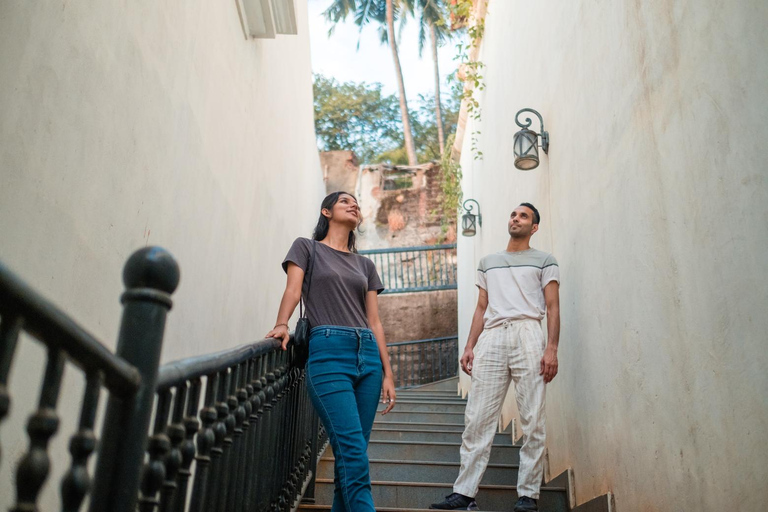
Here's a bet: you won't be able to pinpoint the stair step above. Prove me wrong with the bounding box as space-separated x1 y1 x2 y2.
371 421 468 431
317 457 520 484
300 507 497 512
326 440 521 464
404 377 458 392
374 410 466 423
386 397 467 404
311 479 568 511
395 391 460 397
300 507 500 512
370 427 514 445
377 401 467 413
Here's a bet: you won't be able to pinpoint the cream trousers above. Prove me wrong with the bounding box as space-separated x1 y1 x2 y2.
454 319 547 500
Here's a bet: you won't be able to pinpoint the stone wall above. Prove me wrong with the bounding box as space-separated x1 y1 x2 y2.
378 289 458 343
320 150 359 194
357 163 456 250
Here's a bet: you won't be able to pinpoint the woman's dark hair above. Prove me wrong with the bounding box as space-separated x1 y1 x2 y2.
312 191 359 252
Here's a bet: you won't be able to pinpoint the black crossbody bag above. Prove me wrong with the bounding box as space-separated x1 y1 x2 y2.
294 240 317 348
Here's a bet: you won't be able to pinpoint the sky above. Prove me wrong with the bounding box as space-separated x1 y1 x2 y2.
306 0 464 101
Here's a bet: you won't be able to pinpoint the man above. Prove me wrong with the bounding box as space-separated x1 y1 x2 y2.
430 203 560 512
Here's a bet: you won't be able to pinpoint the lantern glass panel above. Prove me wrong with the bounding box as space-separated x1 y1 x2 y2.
462 213 477 237
514 129 540 170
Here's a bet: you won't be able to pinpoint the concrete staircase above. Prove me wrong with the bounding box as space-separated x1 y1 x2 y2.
298 377 571 512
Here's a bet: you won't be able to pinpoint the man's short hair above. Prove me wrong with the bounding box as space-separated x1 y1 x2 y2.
519 202 541 225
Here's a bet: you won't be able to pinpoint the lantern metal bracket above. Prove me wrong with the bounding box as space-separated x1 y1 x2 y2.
462 199 482 227
514 108 549 154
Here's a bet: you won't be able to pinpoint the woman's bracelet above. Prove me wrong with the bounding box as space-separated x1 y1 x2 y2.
274 323 289 330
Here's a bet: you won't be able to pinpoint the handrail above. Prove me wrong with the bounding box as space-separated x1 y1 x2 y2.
360 244 457 294
1 247 179 512
359 243 457 254
0 261 141 397
146 337 322 512
387 335 459 347
387 335 459 388
156 337 281 390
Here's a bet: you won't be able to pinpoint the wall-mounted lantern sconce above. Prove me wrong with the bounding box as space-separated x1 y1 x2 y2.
462 199 482 237
513 108 549 170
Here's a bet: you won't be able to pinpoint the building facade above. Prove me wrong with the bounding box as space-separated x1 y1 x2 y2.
0 1 324 507
455 1 768 509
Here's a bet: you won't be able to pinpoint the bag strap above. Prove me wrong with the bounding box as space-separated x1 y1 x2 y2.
299 240 318 319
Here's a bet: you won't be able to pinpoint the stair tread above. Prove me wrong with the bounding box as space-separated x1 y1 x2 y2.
320 457 519 468
367 439 518 447
315 478 565 492
300 504 502 511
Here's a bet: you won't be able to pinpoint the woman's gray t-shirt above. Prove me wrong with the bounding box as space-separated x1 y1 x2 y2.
282 237 384 329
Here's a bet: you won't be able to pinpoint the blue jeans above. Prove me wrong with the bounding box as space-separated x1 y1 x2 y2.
306 325 383 512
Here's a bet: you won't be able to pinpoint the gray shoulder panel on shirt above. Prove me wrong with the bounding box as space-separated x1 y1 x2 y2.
477 249 557 272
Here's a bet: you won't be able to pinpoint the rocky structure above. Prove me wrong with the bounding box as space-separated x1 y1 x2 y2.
356 162 456 250
319 150 359 195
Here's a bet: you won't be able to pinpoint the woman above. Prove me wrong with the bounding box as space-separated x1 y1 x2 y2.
266 191 396 512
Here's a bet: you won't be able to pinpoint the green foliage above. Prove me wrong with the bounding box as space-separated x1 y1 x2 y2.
313 74 460 165
436 133 463 236
447 0 486 160
313 74 402 163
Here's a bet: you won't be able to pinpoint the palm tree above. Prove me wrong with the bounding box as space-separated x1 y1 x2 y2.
413 0 449 155
324 0 419 166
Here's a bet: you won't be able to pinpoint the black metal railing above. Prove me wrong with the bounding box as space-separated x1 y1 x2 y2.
145 338 323 512
0 248 324 512
387 336 459 388
360 244 457 294
0 247 178 512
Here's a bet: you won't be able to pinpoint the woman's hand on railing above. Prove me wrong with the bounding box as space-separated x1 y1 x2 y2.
380 375 396 414
265 324 290 350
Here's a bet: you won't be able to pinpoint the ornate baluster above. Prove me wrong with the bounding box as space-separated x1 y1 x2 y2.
12 346 66 511
262 352 278 510
189 373 218 512
290 367 304 506
438 340 443 380
278 353 291 510
61 371 102 512
159 384 186 512
217 365 239 512
173 379 200 512
303 370 319 503
0 313 23 466
205 370 229 511
243 356 265 512
430 340 436 383
229 361 250 512
275 356 290 509
139 389 172 512
89 247 179 512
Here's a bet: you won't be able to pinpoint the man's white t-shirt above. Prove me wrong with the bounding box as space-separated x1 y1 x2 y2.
476 248 560 329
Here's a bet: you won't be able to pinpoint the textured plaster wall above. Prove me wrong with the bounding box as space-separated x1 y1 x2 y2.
0 1 323 507
456 1 768 509
378 290 458 343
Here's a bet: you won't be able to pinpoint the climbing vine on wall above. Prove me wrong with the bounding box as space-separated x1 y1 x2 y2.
433 0 486 239
449 0 486 161
436 134 463 238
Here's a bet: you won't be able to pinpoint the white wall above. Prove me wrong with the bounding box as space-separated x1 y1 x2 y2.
0 0 323 507
456 1 768 509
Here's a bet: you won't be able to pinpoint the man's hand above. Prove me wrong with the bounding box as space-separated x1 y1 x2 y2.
380 375 396 414
265 325 290 350
460 347 475 376
540 346 558 383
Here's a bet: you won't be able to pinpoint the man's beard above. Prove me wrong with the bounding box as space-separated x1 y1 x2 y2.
508 227 530 239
